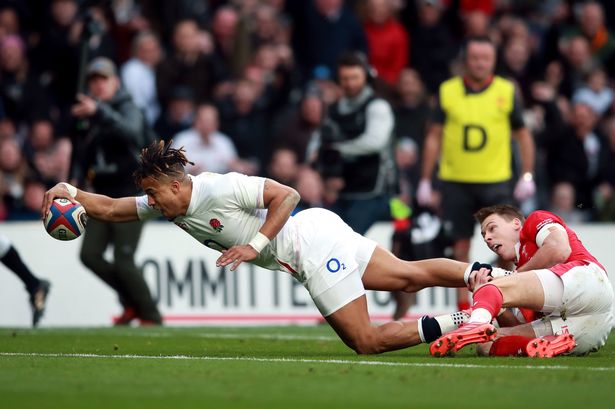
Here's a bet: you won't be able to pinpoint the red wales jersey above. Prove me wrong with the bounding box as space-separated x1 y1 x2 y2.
517 210 604 275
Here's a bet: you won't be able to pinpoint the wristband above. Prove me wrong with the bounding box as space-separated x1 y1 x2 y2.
248 232 270 253
60 182 78 198
464 262 481 285
464 262 494 284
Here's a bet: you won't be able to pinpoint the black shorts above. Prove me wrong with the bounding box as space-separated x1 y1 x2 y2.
440 180 514 240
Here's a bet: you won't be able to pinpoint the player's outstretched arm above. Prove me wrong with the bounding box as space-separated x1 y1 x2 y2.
42 183 139 223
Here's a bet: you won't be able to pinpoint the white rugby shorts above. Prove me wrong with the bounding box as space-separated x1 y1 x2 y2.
292 208 377 317
532 261 615 355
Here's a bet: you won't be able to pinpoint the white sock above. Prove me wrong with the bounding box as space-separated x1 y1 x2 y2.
468 308 493 324
434 310 471 333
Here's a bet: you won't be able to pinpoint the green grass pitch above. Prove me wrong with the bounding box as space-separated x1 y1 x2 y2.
1 326 614 408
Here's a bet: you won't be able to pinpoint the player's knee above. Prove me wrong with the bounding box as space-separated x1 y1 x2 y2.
350 332 383 355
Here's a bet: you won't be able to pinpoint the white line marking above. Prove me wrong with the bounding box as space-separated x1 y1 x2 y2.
1 352 613 372
24 330 339 341
196 333 338 341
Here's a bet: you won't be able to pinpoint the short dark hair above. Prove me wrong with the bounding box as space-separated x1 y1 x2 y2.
133 140 194 185
461 35 495 59
337 51 369 70
474 205 525 225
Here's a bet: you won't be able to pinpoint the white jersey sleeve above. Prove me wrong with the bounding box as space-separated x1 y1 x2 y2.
224 172 266 209
135 195 161 220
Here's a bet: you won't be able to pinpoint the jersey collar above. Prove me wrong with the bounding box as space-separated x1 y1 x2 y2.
463 75 494 94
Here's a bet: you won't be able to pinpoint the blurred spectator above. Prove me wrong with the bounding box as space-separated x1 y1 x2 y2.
566 1 615 65
462 10 490 38
248 43 293 113
289 0 368 82
172 104 256 175
497 38 535 101
154 85 195 142
596 116 615 220
294 166 324 211
109 0 151 63
572 65 614 117
81 3 119 62
21 179 46 217
31 0 81 122
121 31 162 125
0 136 27 217
211 5 242 78
156 19 223 107
218 79 270 175
362 0 409 85
251 3 289 47
410 0 457 94
393 68 431 199
0 34 51 129
546 102 606 218
0 5 21 39
549 181 589 224
559 35 595 97
310 52 397 234
23 119 72 188
143 0 210 44
274 90 324 163
306 65 341 105
267 147 299 185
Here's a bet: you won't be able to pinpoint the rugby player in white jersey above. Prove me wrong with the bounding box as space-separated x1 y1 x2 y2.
431 205 614 357
43 141 475 354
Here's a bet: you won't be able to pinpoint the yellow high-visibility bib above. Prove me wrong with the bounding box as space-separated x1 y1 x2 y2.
439 76 515 183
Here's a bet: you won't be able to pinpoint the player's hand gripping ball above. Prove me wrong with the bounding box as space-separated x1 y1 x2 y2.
44 198 88 241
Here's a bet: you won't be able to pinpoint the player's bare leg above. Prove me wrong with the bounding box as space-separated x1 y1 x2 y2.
325 292 470 354
325 295 423 354
361 246 468 292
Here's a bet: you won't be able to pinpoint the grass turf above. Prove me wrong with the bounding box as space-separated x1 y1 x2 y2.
1 326 614 409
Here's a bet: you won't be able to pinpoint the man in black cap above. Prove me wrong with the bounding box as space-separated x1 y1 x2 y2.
70 56 162 326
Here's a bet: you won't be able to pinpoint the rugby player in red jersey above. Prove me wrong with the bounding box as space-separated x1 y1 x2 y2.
431 205 614 357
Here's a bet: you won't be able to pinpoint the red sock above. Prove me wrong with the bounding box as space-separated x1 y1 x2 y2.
472 284 503 318
489 336 532 356
457 301 471 311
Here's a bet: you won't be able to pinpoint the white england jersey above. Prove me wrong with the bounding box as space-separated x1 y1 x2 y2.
135 172 301 278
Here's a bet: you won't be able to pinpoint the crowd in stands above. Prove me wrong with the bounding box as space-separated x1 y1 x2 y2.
2 0 615 223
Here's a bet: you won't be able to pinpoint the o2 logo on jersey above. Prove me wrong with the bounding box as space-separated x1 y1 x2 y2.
326 258 346 273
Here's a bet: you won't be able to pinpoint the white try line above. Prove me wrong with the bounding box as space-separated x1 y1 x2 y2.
1 352 614 372
22 329 340 342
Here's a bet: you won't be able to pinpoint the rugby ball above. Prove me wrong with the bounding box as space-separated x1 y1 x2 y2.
44 198 88 241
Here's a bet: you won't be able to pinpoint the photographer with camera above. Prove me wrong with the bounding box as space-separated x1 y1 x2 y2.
69 57 161 326
311 52 397 234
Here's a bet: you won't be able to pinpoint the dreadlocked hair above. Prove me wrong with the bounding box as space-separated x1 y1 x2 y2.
133 140 195 185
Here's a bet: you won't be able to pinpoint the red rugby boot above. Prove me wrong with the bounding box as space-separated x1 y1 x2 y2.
526 333 576 358
430 322 497 357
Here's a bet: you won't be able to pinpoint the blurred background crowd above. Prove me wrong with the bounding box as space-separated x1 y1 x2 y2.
2 0 615 225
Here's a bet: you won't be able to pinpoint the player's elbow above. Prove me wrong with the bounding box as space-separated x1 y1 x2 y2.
285 186 301 208
545 243 571 264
